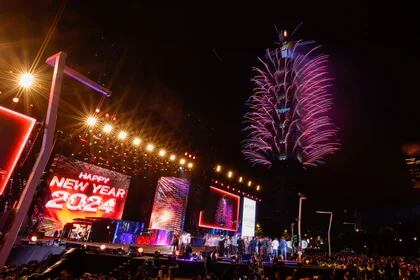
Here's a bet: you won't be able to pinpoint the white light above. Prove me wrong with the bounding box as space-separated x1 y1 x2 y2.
133 138 141 146
227 171 233 178
138 247 144 253
248 181 252 187
158 149 166 157
100 244 106 250
30 236 37 242
239 177 243 183
19 73 34 88
12 97 19 103
216 165 222 172
187 162 193 168
146 144 154 152
169 154 176 161
256 185 261 191
86 116 97 127
414 237 417 241
103 124 113 133
179 158 186 165
118 131 127 140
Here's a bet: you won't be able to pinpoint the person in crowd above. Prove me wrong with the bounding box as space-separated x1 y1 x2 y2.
272 237 279 259
280 236 288 260
231 233 239 256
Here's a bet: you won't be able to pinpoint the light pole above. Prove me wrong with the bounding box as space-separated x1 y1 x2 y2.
316 210 333 257
343 222 357 232
297 193 306 260
291 222 295 256
0 51 111 266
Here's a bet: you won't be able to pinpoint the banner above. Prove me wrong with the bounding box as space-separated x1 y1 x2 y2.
40 155 131 236
149 177 190 232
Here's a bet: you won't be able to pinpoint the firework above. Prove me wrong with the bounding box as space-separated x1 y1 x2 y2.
243 40 339 168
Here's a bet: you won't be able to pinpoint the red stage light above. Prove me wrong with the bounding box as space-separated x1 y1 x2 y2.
0 106 36 195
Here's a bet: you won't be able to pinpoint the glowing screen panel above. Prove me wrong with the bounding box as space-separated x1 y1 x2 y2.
241 197 256 237
149 177 190 232
40 155 131 236
0 106 35 195
199 186 240 232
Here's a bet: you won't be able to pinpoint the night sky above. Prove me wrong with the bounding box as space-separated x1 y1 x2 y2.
1 1 419 234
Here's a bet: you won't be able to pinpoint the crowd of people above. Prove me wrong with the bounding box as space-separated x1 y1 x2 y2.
303 253 420 279
203 234 288 261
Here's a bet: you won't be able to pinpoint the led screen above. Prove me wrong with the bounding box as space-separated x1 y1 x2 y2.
40 155 131 236
199 186 240 231
241 197 256 237
0 106 35 195
149 177 190 232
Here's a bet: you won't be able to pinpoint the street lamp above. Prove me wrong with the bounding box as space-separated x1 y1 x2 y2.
0 51 111 266
316 210 333 257
297 192 307 260
343 222 357 231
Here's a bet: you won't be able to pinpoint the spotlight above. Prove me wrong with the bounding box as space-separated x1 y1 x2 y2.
158 149 166 157
187 162 193 168
12 97 19 103
227 171 233 178
216 165 222 172
103 124 113 134
118 131 127 140
238 176 243 183
86 116 97 127
179 158 186 165
137 247 144 253
100 244 106 250
146 144 154 152
30 236 37 242
256 185 261 191
169 154 176 161
95 108 100 113
133 138 141 146
247 181 252 187
18 72 34 88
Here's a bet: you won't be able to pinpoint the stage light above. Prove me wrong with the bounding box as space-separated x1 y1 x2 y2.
247 181 252 187
30 236 37 242
187 162 193 168
100 244 106 250
179 158 186 165
18 72 34 88
238 176 243 183
12 97 19 103
227 171 233 178
95 108 100 113
138 247 144 253
169 154 176 161
158 149 166 157
117 131 127 140
103 124 113 134
256 185 261 191
133 137 141 146
216 165 222 172
86 116 97 127
146 143 154 152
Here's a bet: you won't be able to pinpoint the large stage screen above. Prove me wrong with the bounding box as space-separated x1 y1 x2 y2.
199 186 240 231
241 197 256 237
0 106 35 195
149 177 190 232
40 155 131 236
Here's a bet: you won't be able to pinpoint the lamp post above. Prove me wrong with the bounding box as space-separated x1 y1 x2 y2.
297 193 306 260
343 222 357 232
316 210 333 257
0 51 111 266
